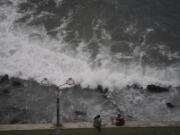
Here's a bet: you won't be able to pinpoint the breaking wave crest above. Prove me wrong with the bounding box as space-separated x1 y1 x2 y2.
0 0 180 91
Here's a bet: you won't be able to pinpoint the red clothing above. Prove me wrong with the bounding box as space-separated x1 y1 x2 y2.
116 117 125 126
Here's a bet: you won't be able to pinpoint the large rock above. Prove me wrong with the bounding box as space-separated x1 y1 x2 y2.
0 74 9 84
12 80 23 87
2 88 10 94
166 102 175 108
147 85 169 92
96 85 108 93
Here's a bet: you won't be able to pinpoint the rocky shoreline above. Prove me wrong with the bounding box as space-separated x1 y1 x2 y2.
0 74 180 124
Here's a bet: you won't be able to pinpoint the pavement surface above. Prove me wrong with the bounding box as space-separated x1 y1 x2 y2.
0 121 180 131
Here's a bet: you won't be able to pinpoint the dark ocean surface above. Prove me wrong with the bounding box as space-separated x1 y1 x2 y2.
0 0 180 123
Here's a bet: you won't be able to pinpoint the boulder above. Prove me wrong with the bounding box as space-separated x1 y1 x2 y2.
97 85 108 93
104 88 109 93
10 118 20 124
166 102 175 108
0 74 9 84
2 88 10 94
12 80 22 87
97 85 103 92
147 85 169 92
74 111 86 116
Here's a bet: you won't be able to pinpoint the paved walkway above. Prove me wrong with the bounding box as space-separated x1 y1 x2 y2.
0 121 180 131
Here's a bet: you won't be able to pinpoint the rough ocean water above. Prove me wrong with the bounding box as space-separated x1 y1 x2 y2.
0 0 180 123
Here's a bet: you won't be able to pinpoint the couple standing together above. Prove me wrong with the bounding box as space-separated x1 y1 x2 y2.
93 114 125 132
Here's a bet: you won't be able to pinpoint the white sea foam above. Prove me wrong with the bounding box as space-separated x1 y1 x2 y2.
0 0 180 91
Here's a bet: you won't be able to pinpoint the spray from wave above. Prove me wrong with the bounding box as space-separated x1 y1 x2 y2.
0 0 180 91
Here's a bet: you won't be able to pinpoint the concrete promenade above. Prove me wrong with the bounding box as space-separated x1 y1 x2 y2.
0 121 180 131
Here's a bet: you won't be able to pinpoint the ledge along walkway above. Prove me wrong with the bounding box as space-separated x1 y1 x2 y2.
0 121 180 131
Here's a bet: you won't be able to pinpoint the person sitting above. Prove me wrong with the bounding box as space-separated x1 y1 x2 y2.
115 114 125 126
93 115 102 132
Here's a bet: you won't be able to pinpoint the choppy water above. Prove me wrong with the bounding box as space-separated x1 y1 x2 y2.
0 0 180 122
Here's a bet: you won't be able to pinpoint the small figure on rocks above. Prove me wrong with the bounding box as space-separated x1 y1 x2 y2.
93 115 102 132
40 78 50 86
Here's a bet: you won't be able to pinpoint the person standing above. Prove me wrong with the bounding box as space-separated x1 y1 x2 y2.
93 115 102 132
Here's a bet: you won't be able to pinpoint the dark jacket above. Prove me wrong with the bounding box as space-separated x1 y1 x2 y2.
93 118 102 127
116 117 125 126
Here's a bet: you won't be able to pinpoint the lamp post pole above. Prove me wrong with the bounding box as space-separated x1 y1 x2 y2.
56 89 61 127
56 78 75 128
41 77 75 129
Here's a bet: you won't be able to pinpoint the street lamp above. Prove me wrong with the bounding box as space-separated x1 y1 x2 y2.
56 78 75 128
40 77 75 128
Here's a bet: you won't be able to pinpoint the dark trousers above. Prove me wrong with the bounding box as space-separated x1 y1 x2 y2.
95 126 101 132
